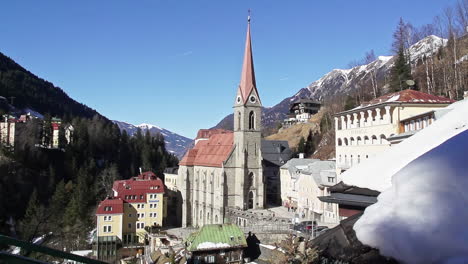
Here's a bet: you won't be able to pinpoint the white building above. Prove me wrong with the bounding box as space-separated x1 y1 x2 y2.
280 158 339 223
334 89 454 175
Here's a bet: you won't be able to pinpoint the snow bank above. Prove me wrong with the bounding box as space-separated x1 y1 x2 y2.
352 99 468 264
341 99 467 192
196 242 231 250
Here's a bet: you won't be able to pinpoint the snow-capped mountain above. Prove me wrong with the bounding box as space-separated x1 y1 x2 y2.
213 35 447 130
113 120 193 159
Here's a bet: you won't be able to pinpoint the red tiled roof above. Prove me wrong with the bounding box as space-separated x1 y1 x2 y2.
96 198 124 215
180 130 234 168
196 129 231 140
361 89 455 107
112 171 165 203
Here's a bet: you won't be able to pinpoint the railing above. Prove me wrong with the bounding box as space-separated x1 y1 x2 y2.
0 234 108 264
239 223 293 234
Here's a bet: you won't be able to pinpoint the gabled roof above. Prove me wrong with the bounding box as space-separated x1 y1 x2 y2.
196 129 231 140
179 130 234 168
96 198 124 215
362 89 455 107
112 171 165 203
237 18 260 104
186 224 247 252
341 90 455 115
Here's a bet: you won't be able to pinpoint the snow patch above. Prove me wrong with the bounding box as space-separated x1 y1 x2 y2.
349 99 468 263
137 123 162 130
386 94 400 102
196 242 231 250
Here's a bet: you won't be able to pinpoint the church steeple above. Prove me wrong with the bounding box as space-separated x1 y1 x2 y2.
237 11 260 105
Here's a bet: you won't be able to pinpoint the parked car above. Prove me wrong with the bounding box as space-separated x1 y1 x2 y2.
293 220 317 233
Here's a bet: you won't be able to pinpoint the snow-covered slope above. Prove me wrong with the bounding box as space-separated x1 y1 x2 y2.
113 120 193 159
214 35 447 131
346 99 468 263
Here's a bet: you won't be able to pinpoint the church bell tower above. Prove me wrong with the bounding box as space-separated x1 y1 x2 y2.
233 13 264 210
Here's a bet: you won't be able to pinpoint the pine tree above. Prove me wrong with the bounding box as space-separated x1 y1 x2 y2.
390 18 414 91
20 189 46 242
391 47 413 91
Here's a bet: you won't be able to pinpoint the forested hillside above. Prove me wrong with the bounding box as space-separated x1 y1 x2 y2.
0 54 178 254
0 52 101 119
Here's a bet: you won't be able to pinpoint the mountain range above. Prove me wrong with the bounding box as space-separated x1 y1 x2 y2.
113 120 193 159
213 35 448 131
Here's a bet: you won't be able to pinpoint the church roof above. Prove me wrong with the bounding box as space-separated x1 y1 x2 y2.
237 16 260 104
179 130 234 168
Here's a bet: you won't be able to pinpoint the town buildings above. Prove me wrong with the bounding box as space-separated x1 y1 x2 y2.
327 90 455 220
94 171 167 260
0 114 73 149
185 224 247 264
283 98 321 127
334 89 455 176
177 17 291 228
280 158 339 223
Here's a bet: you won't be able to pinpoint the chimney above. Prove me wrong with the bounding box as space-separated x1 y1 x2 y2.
299 153 304 159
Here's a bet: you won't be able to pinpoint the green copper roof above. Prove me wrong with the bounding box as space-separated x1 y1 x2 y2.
186 224 247 252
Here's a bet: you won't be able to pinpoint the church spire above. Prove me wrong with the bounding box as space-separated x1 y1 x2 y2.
237 10 260 104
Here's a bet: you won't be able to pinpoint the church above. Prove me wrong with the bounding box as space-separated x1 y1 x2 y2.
177 16 291 227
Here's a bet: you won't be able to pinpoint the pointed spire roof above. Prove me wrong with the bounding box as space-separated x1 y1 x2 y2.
237 12 260 104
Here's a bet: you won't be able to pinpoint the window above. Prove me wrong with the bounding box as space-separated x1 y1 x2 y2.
128 213 132 217
205 255 215 263
104 216 112 221
140 195 143 199
128 223 132 228
104 206 112 211
132 195 136 200
328 177 335 183
358 155 361 163
137 213 145 218
141 204 144 209
249 111 255 130
103 225 112 233
136 222 144 229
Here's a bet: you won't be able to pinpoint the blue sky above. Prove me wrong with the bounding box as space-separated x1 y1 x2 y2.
1 0 456 138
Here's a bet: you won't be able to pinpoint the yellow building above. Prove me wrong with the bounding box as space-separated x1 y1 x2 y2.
95 171 167 260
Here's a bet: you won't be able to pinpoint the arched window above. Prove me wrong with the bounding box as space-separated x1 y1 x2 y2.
237 112 241 131
215 215 218 223
337 138 342 146
371 135 377 144
249 111 255 130
207 212 210 221
344 138 349 146
380 134 387 145
248 172 254 188
248 191 254 209
344 155 348 165
357 136 362 145
358 155 361 163
350 155 353 166
364 136 369 144
350 137 355 146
